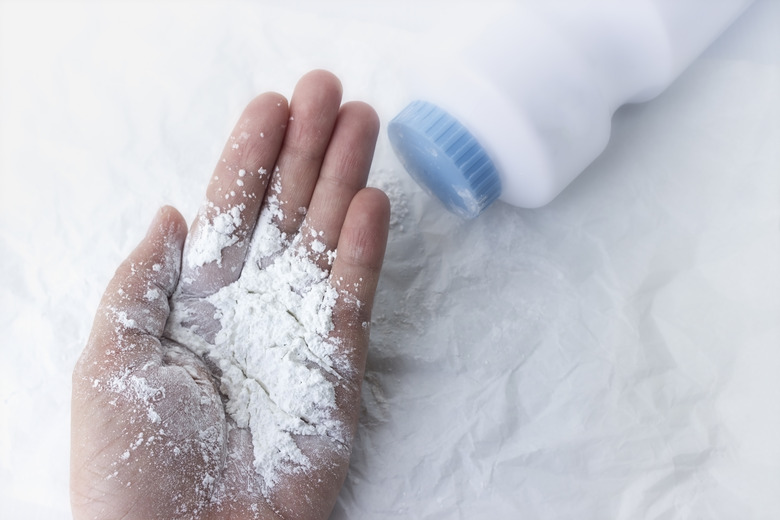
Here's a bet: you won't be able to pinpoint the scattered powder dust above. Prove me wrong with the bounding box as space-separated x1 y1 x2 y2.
165 181 349 490
106 370 166 425
368 168 409 231
186 202 246 269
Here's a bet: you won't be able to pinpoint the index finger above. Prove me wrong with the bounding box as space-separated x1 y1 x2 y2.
178 92 289 297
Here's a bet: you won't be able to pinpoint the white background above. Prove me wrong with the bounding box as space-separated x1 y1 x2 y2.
1 1 779 518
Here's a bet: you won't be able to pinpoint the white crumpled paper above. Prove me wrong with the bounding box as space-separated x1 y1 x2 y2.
1 1 778 518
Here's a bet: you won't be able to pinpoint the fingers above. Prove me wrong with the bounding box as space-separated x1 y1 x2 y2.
179 92 289 296
77 206 187 374
178 71 379 300
270 70 344 235
298 101 380 269
329 187 390 385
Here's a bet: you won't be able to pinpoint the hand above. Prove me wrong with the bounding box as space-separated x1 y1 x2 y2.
71 70 390 519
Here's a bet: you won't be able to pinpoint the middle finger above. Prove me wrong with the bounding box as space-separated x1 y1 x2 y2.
268 70 344 237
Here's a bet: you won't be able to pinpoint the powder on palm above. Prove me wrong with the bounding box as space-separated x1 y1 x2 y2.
166 189 345 489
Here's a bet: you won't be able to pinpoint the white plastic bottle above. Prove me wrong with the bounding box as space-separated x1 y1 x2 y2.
387 0 755 218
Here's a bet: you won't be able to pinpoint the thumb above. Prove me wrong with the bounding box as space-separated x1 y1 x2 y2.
78 206 187 373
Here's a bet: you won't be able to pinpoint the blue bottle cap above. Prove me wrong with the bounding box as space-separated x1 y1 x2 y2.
388 100 501 219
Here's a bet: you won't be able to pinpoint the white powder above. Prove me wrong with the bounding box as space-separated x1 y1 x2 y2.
107 371 166 424
109 308 138 329
368 168 409 231
186 203 246 269
166 193 346 489
311 239 326 254
144 287 161 301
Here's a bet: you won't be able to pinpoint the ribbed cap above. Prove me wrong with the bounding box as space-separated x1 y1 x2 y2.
388 101 501 219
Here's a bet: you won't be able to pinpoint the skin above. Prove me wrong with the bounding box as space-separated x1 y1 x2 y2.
71 70 390 520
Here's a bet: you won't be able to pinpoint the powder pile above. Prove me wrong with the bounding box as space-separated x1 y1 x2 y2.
165 183 346 489
186 202 246 269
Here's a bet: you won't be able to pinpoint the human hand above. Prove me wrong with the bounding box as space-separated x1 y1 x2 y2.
71 70 390 519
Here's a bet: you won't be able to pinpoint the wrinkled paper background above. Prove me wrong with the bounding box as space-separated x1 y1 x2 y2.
1 1 778 518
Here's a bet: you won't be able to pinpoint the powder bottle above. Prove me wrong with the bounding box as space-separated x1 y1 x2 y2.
388 0 754 218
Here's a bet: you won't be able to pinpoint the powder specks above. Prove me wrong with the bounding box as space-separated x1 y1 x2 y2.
186 203 247 269
311 239 326 254
369 168 409 231
111 308 138 330
144 288 161 301
101 370 167 441
108 372 166 409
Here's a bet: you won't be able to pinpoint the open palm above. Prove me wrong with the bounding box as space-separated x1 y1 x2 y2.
71 71 390 520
